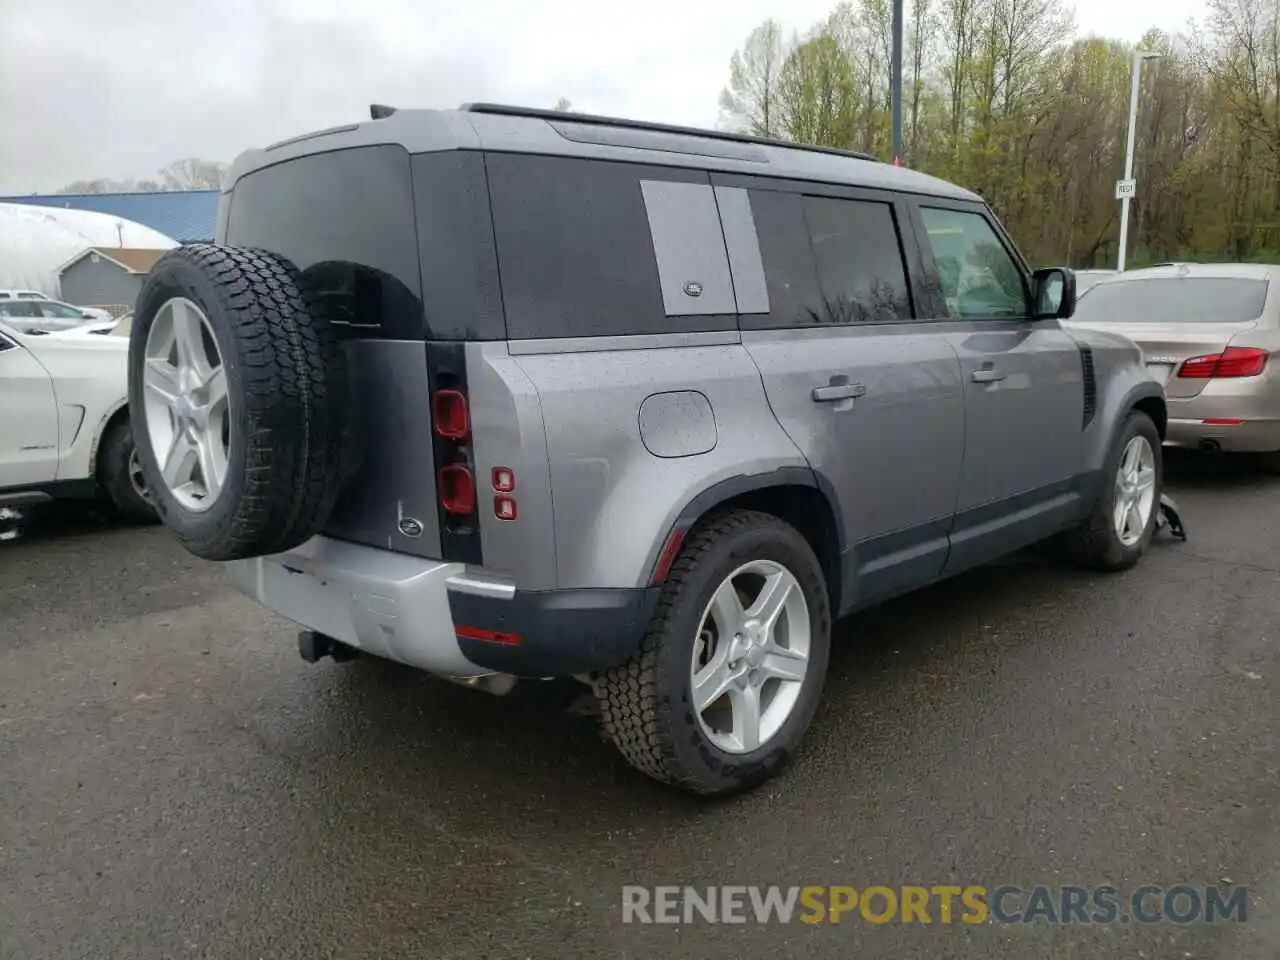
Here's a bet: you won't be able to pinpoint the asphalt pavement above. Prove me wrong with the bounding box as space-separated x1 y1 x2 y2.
1 452 1277 960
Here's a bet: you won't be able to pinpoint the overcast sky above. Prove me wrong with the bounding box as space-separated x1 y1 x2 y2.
0 0 1208 194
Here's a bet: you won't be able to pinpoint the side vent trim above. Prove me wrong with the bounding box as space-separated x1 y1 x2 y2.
1079 343 1097 429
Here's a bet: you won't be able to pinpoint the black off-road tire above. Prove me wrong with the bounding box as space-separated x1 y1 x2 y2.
593 510 832 796
1061 410 1162 571
97 419 157 523
128 244 352 561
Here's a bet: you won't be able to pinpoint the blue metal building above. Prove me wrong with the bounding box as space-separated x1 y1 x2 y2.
0 190 219 244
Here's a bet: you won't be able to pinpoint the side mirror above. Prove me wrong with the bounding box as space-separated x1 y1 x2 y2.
1032 267 1076 320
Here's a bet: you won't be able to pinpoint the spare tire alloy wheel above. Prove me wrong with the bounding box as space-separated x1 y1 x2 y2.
141 298 229 512
692 560 811 753
128 245 352 561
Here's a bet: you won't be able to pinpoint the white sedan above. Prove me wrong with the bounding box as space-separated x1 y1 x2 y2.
0 317 155 520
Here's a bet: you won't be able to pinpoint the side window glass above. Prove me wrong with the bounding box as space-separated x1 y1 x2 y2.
802 197 912 324
745 188 823 329
0 301 40 318
487 154 734 339
40 302 84 319
919 208 1026 318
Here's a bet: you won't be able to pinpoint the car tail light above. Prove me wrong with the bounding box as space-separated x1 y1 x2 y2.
439 465 475 515
433 389 470 439
1178 347 1269 379
491 467 515 493
494 495 518 521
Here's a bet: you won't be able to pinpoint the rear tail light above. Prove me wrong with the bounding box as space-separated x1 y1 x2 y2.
1178 347 1269 379
433 389 470 439
438 465 475 515
494 495 518 521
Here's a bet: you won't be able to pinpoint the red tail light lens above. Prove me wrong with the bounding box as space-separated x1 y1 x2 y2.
438 465 475 515
1178 347 1269 379
491 467 516 492
494 495 518 521
433 389 470 439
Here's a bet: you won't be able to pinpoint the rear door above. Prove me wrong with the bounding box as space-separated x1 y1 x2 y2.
909 202 1086 573
712 174 966 612
222 145 450 561
0 327 59 487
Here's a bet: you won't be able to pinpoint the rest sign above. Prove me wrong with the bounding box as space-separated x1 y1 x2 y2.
1115 179 1137 200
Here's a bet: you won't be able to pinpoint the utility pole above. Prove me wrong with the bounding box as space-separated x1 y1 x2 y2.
891 0 904 165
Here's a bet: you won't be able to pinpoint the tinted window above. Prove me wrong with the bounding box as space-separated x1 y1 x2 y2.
486 153 731 340
803 196 911 323
412 152 505 340
919 208 1026 318
226 145 424 340
745 189 823 329
1073 277 1268 323
744 190 911 328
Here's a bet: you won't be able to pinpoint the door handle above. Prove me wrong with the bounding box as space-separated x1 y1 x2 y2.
971 368 1006 384
812 382 867 402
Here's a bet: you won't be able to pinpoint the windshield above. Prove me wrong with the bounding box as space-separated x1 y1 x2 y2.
1074 277 1268 323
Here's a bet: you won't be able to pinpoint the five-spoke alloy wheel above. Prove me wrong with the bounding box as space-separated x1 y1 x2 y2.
595 510 831 796
141 298 230 513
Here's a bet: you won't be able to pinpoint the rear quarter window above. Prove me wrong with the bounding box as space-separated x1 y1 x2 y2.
484 153 737 340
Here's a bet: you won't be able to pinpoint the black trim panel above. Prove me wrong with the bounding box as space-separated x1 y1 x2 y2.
449 586 661 676
650 466 846 582
0 478 98 505
426 341 483 565
844 515 953 613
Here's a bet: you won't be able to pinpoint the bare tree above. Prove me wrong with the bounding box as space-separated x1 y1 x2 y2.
719 20 790 136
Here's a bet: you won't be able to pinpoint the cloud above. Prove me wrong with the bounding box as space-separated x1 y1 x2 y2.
0 0 1209 193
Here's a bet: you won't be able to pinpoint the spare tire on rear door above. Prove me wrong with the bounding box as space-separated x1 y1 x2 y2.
127 244 352 561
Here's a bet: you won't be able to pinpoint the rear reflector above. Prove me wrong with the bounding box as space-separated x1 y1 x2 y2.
1202 418 1244 425
433 389 470 439
1178 347 1269 379
438 465 476 514
494 495 518 521
456 624 522 646
491 467 516 492
652 527 687 584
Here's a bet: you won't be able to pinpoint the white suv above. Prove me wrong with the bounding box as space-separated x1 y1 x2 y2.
0 318 155 520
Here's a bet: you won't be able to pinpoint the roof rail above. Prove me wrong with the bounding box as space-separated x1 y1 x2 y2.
460 102 880 164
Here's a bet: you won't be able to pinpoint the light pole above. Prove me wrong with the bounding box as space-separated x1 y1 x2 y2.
1117 50 1161 272
891 0 904 164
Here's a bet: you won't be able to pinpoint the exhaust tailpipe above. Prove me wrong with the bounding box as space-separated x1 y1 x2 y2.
1198 439 1221 454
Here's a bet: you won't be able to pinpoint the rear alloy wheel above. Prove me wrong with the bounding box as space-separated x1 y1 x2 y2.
128 244 353 561
594 510 831 796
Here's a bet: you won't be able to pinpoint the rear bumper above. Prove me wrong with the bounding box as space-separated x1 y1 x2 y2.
1166 385 1280 452
228 537 656 679
1166 417 1280 453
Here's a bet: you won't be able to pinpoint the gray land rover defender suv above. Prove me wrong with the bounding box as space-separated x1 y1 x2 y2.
127 103 1166 795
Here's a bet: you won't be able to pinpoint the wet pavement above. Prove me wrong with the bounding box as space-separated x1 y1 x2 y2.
1 452 1277 959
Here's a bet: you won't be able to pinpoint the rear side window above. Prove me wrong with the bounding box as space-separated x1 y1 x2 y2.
742 189 912 328
803 196 911 323
484 154 736 340
225 145 425 340
1073 277 1269 323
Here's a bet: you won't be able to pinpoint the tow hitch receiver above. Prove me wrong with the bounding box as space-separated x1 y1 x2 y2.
297 630 361 664
1157 493 1187 541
